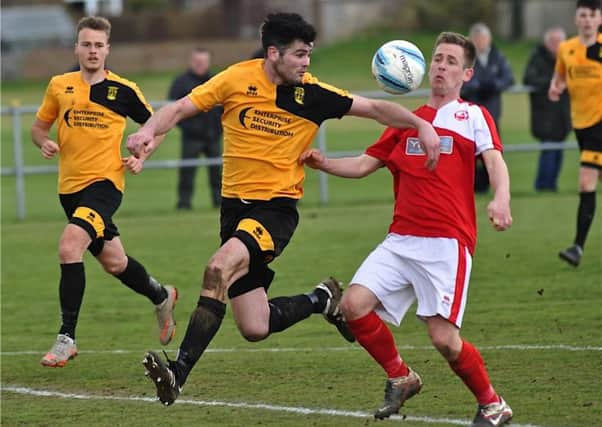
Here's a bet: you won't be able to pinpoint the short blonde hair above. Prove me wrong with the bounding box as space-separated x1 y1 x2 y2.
76 16 111 40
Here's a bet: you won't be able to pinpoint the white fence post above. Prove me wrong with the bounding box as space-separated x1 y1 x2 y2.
316 123 329 204
12 104 26 220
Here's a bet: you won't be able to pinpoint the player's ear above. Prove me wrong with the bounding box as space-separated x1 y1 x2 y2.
463 67 474 82
266 46 279 61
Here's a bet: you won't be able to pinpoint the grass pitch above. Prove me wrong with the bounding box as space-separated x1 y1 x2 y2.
2 30 601 427
2 188 601 426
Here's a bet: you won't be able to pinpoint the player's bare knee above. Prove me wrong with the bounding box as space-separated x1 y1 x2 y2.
340 291 367 321
203 261 225 290
58 239 82 263
103 258 127 276
239 325 269 342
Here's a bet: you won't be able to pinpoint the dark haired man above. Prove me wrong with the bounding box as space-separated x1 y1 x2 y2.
301 31 513 426
549 0 602 267
127 12 440 405
31 16 177 368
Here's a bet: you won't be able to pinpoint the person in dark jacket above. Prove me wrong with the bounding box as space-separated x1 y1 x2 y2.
524 27 571 192
461 23 515 193
169 48 223 209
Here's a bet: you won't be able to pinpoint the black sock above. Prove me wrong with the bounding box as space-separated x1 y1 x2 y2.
575 191 596 249
58 262 85 340
114 256 167 305
267 295 315 334
174 296 226 387
309 287 330 313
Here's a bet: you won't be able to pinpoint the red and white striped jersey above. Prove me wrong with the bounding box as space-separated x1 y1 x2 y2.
366 99 503 254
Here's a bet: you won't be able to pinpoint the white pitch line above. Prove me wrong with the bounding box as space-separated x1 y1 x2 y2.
1 343 601 356
1 385 542 427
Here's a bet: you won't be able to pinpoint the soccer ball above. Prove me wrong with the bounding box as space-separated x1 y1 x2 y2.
371 40 426 95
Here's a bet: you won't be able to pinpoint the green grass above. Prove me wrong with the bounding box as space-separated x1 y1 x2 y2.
1 198 601 426
2 30 601 427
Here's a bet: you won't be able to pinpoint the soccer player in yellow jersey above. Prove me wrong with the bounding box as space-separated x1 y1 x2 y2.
31 16 177 368
127 12 440 405
549 0 602 267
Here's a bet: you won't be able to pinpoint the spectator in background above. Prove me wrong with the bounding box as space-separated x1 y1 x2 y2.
524 27 571 192
250 46 265 59
169 48 223 210
461 22 515 193
549 0 602 267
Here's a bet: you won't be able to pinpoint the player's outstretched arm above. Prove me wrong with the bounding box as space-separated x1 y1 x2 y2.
299 148 382 178
31 118 59 159
347 95 440 170
482 149 512 231
127 96 198 158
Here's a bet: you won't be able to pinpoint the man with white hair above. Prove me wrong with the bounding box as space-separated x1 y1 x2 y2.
461 22 514 193
523 27 571 192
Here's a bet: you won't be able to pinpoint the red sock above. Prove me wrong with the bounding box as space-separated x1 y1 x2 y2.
449 340 499 405
347 311 409 378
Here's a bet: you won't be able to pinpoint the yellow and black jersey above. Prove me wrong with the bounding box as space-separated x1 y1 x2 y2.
555 33 602 129
188 59 353 200
37 70 153 194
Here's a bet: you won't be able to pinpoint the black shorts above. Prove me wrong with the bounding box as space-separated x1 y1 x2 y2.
59 179 122 256
220 197 299 298
575 121 602 170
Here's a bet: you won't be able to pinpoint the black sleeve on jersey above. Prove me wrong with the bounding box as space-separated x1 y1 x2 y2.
586 41 602 64
276 83 353 126
90 80 152 124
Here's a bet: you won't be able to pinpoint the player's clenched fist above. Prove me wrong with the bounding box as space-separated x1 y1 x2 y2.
126 129 155 159
299 148 327 169
122 156 144 175
487 200 512 231
40 139 60 159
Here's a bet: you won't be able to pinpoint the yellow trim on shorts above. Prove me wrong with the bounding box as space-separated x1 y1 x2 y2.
237 218 274 252
73 207 105 238
580 150 602 167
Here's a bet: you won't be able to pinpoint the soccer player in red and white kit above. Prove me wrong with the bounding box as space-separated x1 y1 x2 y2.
300 32 513 427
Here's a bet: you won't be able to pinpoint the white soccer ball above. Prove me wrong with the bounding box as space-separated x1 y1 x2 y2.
371 40 426 95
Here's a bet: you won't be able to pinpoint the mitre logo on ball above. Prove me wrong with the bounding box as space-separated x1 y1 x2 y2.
371 40 426 95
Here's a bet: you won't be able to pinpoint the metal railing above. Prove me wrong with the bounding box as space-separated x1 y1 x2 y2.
1 86 576 219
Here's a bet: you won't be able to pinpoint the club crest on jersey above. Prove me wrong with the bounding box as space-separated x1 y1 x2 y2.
107 86 119 101
294 87 305 105
406 136 453 155
454 110 469 121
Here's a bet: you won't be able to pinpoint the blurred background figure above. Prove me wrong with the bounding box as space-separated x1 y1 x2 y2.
461 22 515 193
523 27 571 192
250 46 265 59
168 48 223 210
